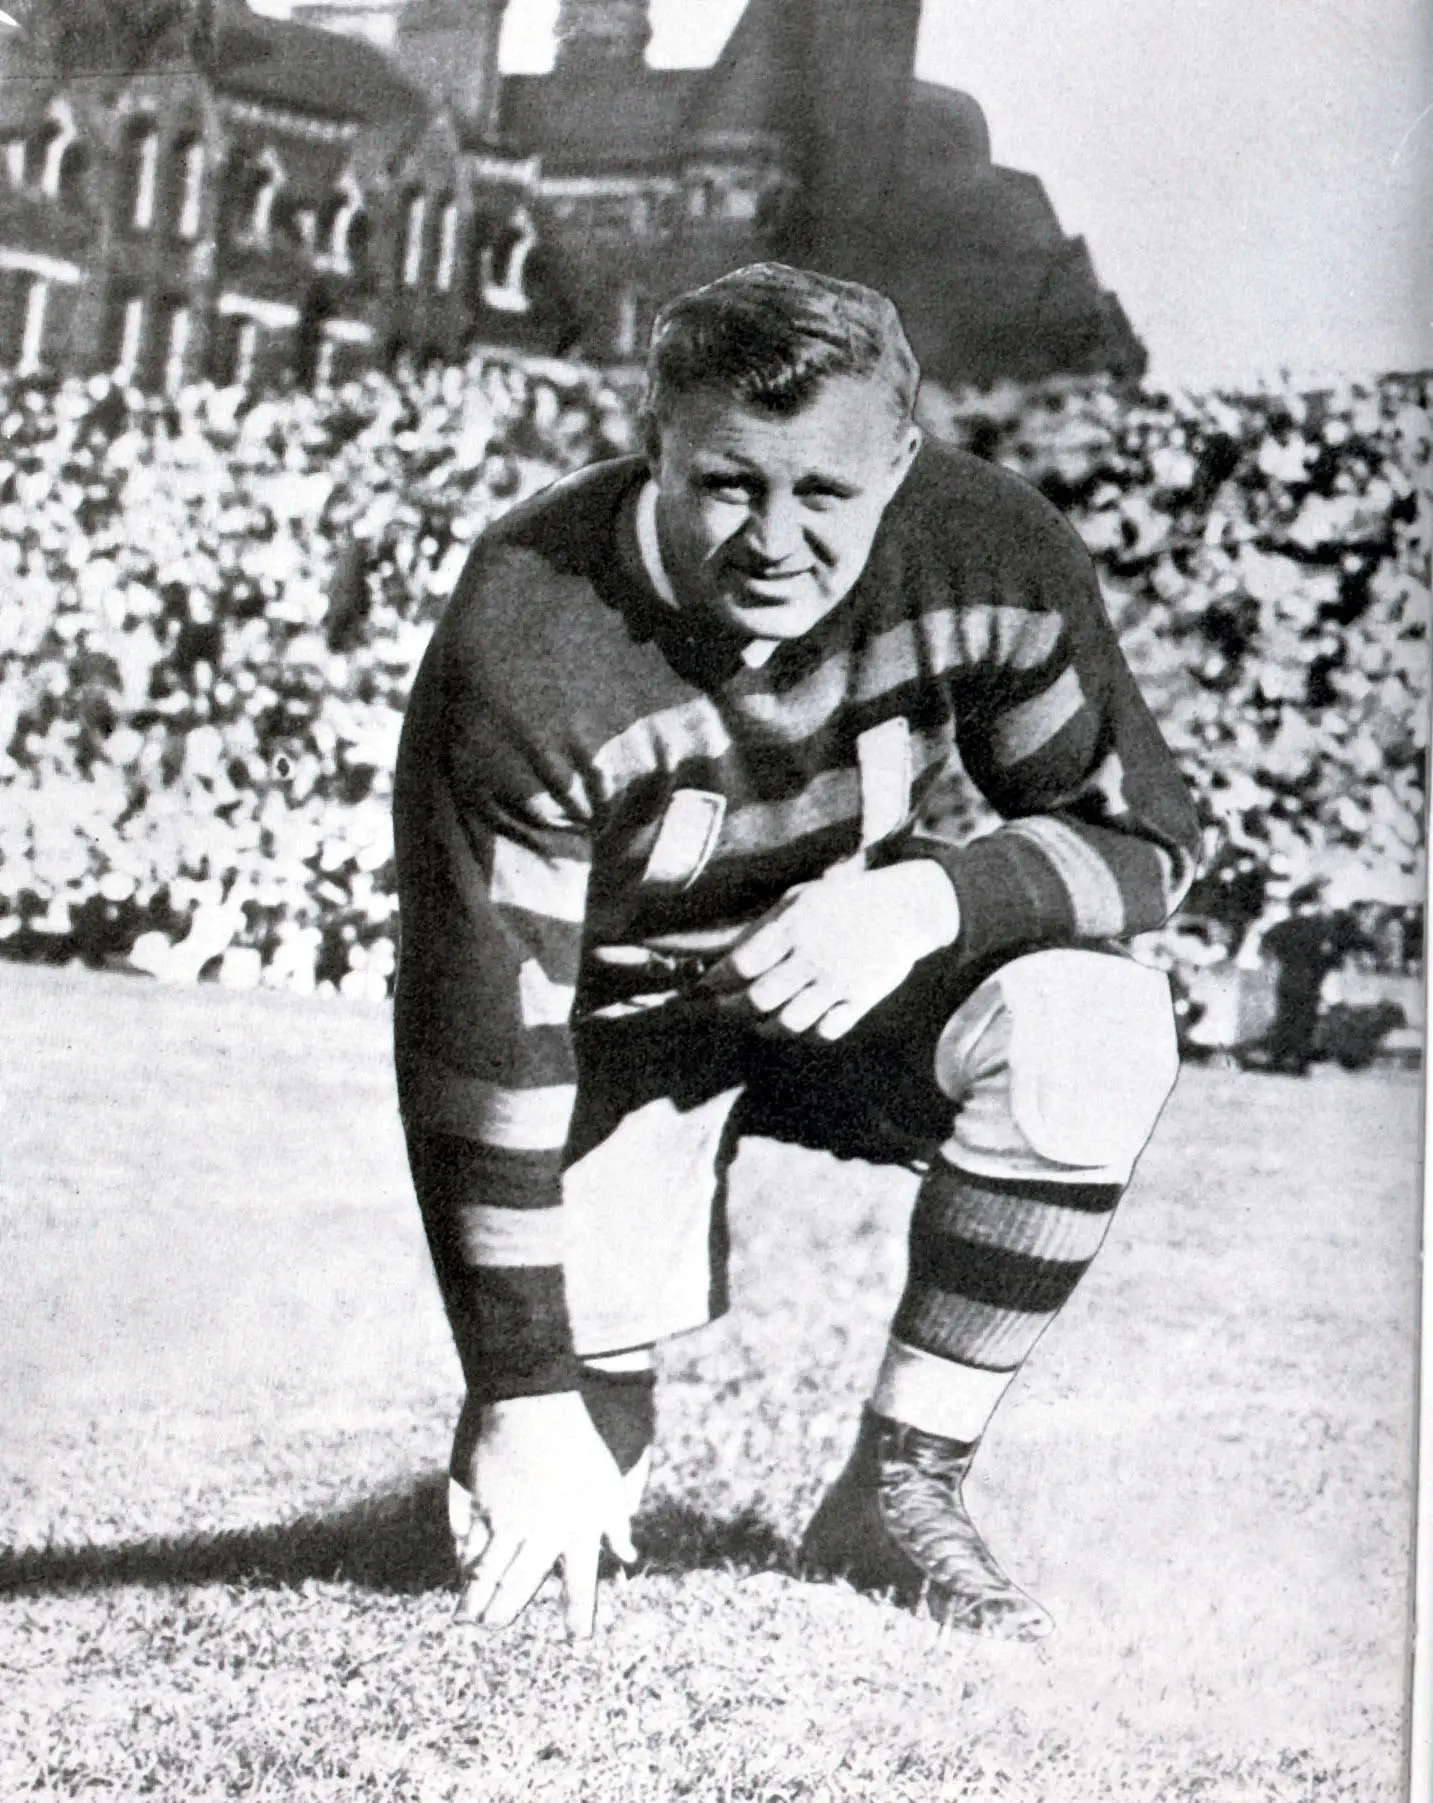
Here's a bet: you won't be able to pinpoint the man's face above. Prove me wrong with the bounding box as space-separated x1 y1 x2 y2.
648 375 921 642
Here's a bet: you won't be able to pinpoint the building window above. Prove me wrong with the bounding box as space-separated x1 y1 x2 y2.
614 285 645 359
55 142 89 212
173 138 205 240
222 149 285 250
215 316 260 388
434 196 459 294
400 191 427 289
159 300 191 396
313 331 338 393
105 293 146 382
119 118 160 232
321 177 363 275
234 320 258 387
247 150 283 249
478 206 536 315
347 212 372 288
35 111 76 201
272 193 316 257
4 139 25 189
18 279 49 376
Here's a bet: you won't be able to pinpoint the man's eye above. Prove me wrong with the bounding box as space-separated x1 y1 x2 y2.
700 477 752 497
797 485 856 506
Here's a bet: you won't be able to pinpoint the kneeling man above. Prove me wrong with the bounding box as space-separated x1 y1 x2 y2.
393 263 1199 1643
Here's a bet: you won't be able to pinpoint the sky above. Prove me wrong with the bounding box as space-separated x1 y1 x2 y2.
274 0 1433 386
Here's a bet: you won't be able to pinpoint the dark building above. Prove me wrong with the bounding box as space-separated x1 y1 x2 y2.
0 0 1145 392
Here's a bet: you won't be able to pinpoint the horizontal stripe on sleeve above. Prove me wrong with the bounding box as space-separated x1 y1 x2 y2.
518 958 577 1027
458 1201 567 1268
1002 817 1127 937
403 1054 576 1150
490 835 589 923
937 604 1065 674
989 665 1086 767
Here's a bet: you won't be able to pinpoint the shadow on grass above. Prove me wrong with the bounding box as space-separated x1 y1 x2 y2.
0 1479 797 1599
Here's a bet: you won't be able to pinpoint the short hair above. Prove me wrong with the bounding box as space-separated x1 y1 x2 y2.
644 263 920 430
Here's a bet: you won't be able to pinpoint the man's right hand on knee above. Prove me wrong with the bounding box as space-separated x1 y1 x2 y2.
453 1391 638 1640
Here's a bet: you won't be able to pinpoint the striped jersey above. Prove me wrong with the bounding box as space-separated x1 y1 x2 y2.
392 442 1200 1398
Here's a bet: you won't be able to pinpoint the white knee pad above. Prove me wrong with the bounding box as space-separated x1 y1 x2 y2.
934 948 1180 1184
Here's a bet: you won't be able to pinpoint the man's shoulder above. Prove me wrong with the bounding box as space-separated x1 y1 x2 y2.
908 436 1088 533
419 456 675 756
471 454 646 598
441 457 646 664
487 454 646 550
897 438 1090 568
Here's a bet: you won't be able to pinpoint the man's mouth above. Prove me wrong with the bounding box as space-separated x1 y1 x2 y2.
730 566 812 599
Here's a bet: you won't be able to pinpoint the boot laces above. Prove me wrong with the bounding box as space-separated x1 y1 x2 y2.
877 1428 1033 1622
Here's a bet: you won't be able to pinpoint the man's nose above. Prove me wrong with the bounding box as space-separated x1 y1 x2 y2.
744 492 805 564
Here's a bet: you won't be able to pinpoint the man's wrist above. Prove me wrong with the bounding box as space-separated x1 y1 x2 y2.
893 858 961 953
454 1263 581 1403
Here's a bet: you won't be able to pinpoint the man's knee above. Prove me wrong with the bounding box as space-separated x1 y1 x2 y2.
933 948 1180 1183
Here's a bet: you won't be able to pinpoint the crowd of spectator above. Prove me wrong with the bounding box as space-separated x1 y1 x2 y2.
0 351 1425 1025
923 374 1429 987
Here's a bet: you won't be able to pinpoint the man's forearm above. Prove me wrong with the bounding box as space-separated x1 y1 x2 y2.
409 1130 581 1402
891 813 1192 971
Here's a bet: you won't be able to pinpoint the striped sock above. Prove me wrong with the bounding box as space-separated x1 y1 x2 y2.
884 1160 1123 1429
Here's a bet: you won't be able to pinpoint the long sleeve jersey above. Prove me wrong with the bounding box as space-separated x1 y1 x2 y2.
392 442 1201 1399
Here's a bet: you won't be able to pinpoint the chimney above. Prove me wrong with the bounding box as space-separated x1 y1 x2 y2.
554 0 650 69
804 0 921 253
392 0 509 133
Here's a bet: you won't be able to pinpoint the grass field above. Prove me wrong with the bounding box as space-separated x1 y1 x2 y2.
0 960 1423 1801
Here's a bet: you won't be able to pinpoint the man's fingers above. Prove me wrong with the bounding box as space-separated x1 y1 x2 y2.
812 997 865 1041
476 1536 562 1629
561 1535 601 1641
454 1527 522 1621
776 981 840 1034
454 1504 492 1574
603 1514 638 1567
725 919 792 981
744 955 813 1014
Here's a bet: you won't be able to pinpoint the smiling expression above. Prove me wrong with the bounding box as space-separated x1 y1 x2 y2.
647 376 922 643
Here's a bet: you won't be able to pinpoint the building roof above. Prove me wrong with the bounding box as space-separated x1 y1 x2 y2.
500 67 701 174
906 80 991 171
214 5 426 125
680 0 808 153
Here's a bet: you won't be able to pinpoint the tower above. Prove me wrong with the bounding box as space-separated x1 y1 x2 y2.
391 0 508 134
801 0 922 270
553 0 650 70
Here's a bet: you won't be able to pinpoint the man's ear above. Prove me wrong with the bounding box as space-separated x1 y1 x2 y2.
640 409 663 474
888 421 922 486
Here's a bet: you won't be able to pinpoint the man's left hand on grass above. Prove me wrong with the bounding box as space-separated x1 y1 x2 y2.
703 859 960 1040
453 1391 638 1641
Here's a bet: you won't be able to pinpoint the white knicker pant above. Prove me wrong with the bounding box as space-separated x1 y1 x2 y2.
562 948 1180 1358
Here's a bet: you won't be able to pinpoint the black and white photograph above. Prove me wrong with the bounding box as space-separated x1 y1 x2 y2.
1 1 1428 1797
